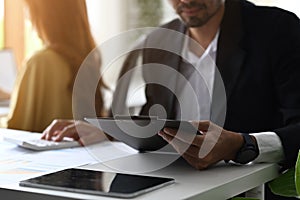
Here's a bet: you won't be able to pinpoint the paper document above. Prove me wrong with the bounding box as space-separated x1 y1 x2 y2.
0 128 137 185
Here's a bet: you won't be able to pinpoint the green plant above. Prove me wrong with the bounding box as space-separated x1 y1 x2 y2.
136 0 163 28
295 151 300 196
127 0 163 44
269 150 300 198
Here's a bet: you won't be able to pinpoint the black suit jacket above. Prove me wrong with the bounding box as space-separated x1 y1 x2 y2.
139 0 300 168
113 0 300 168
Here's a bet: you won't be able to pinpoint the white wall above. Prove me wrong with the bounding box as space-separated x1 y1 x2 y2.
248 0 300 17
86 0 132 109
86 0 128 45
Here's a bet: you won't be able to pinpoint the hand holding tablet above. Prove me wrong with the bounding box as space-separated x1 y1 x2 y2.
85 116 199 152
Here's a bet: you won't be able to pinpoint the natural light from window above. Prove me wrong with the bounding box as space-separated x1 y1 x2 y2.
2 0 299 68
24 18 43 59
0 0 4 49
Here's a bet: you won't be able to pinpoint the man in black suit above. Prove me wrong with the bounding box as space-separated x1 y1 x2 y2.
42 0 300 199
110 0 299 199
112 0 300 169
133 0 299 199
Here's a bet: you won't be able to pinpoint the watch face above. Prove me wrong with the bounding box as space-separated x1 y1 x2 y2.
233 133 259 164
236 149 258 164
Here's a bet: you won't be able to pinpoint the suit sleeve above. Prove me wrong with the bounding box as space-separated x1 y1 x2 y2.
272 12 300 168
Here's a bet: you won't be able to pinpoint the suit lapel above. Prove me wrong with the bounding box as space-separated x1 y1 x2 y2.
161 25 187 118
216 0 246 101
141 20 187 118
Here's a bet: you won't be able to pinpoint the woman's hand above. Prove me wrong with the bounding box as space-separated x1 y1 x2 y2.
41 119 107 146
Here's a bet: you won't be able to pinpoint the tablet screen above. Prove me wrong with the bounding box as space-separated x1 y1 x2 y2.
20 168 174 198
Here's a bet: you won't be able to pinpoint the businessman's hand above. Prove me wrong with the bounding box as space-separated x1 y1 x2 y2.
158 120 244 170
41 119 107 146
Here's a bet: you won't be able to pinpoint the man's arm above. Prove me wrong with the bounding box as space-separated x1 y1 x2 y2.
158 121 244 170
158 121 292 170
251 132 285 163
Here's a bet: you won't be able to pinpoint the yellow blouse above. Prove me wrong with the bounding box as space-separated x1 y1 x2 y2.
0 48 73 132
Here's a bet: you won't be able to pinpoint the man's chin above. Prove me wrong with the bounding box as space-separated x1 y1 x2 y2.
179 16 209 28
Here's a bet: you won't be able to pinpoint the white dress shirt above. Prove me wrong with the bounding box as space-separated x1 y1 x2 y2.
180 31 284 163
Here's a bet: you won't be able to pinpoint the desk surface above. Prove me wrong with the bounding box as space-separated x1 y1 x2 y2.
0 129 279 200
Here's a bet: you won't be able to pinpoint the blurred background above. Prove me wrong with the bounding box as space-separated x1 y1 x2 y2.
1 0 299 80
0 0 299 100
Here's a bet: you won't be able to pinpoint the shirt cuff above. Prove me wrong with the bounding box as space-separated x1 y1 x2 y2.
250 132 285 163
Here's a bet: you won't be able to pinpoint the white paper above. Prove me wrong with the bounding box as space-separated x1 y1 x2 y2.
0 128 137 185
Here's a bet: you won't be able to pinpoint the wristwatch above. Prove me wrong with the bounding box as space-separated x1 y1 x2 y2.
233 133 259 164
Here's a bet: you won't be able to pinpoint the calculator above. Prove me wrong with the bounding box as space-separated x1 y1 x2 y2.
3 136 80 151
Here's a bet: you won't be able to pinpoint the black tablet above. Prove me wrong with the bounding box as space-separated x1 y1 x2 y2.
85 116 199 152
20 168 174 198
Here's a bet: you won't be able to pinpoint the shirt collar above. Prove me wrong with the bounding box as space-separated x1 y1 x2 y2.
182 30 220 63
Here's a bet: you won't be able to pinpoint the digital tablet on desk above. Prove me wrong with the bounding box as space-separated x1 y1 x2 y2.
85 116 199 152
20 168 174 198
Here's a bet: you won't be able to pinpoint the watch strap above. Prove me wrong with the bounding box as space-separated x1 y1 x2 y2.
233 133 259 164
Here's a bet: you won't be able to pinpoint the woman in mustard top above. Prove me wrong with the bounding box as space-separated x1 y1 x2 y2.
0 88 10 100
0 0 105 132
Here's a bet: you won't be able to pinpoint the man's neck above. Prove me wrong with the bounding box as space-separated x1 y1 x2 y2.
189 5 225 51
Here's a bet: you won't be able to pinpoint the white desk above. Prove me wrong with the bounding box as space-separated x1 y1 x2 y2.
0 129 279 200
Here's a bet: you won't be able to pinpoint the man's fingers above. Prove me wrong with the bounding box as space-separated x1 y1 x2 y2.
163 128 203 147
159 130 200 156
181 152 209 170
159 132 214 170
190 120 211 132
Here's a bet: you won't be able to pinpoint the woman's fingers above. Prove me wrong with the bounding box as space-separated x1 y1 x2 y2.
41 119 75 140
